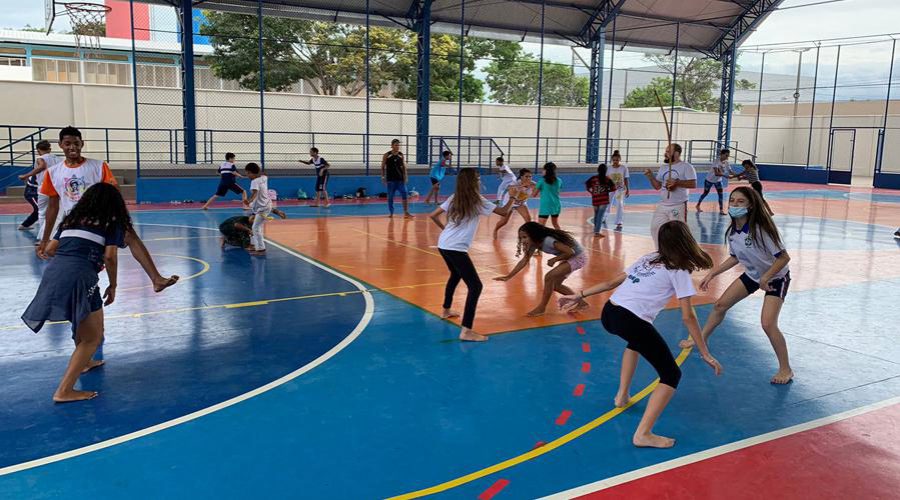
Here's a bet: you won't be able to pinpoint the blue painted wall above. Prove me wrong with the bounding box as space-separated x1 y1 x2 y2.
136 172 658 203
0 166 31 194
758 163 829 184
874 172 900 189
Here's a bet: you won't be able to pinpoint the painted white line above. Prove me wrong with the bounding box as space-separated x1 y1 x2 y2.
539 395 900 499
0 226 375 477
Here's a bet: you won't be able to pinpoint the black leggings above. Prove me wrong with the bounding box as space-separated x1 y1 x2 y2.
601 302 682 389
438 249 483 329
750 181 763 195
21 191 39 228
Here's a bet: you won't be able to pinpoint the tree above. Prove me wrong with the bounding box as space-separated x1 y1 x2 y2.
200 12 412 95
622 55 755 111
392 34 485 103
481 41 589 106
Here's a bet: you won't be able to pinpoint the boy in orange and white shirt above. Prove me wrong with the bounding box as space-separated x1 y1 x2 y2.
38 126 178 293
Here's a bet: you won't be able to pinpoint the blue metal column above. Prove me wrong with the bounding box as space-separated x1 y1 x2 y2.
257 0 265 167
585 33 604 164
179 0 196 164
456 0 465 167
534 0 545 168
716 43 737 151
415 0 432 165
365 0 370 173
603 16 616 161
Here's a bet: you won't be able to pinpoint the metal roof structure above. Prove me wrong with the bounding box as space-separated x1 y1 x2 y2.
156 0 784 57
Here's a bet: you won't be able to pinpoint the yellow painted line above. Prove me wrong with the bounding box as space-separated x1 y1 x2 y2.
118 254 211 292
0 280 446 332
388 348 693 500
376 268 395 271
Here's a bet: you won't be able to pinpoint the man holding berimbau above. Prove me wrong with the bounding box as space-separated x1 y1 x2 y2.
644 143 697 250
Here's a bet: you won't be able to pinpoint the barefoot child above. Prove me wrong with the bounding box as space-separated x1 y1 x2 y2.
696 149 734 215
535 162 563 230
22 183 131 403
496 157 516 205
299 148 331 208
585 163 616 237
606 150 630 230
425 151 452 205
429 168 514 341
243 162 273 255
494 222 588 317
203 153 247 210
680 186 793 384
560 220 722 448
493 168 535 238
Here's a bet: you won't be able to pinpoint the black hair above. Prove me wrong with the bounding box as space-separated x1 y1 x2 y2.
310 147 319 154
496 157 504 163
516 222 578 257
225 152 236 161
59 126 81 142
391 139 400 145
542 162 558 185
720 148 730 155
611 150 621 160
36 140 52 152
671 143 683 154
518 168 531 179
597 163 608 177
244 162 261 174
60 183 133 236
442 150 452 158
742 159 755 168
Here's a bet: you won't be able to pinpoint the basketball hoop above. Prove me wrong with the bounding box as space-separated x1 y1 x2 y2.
62 2 111 54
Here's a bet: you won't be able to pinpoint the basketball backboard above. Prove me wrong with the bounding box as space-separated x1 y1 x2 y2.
45 0 58 34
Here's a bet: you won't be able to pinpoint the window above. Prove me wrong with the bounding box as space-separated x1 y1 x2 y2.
0 57 25 66
136 64 178 88
32 58 79 83
84 61 131 85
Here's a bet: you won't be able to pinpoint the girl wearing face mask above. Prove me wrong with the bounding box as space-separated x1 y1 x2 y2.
680 186 793 384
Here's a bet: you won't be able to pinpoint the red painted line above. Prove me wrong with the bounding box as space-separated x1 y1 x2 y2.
581 362 591 373
573 384 586 397
555 410 573 426
478 479 510 500
582 342 591 353
576 326 586 335
533 441 546 449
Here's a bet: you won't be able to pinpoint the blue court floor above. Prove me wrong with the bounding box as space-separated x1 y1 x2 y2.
0 186 899 499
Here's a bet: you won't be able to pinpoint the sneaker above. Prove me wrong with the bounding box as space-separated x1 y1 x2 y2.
894 229 900 239
615 224 623 231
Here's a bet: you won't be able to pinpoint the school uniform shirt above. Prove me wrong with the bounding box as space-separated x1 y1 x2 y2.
610 253 697 324
437 195 496 252
656 161 696 206
312 157 329 178
585 175 616 206
54 224 127 271
40 158 117 215
728 223 789 283
608 164 629 190
705 160 733 183
249 176 272 213
219 161 238 182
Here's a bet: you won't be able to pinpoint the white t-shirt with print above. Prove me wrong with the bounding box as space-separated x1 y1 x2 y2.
728 223 789 283
40 158 117 215
656 161 697 206
608 164 630 190
249 175 272 213
611 253 697 323
437 195 496 252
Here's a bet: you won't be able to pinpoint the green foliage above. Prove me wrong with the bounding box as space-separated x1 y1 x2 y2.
482 41 588 106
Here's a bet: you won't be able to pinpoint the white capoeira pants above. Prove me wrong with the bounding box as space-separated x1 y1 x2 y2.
251 209 270 251
605 190 626 226
497 178 515 205
651 202 687 249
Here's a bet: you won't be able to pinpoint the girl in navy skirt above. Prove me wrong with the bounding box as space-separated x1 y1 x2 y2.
680 186 793 384
22 183 130 403
561 221 722 448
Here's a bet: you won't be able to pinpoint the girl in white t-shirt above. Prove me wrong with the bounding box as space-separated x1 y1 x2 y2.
560 220 722 449
430 168 514 342
680 186 793 384
606 150 630 229
495 222 588 316
493 168 535 239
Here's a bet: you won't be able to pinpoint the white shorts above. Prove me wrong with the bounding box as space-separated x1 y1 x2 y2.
651 202 687 249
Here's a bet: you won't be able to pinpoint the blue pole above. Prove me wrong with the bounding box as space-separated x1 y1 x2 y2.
535 0 545 168
180 0 196 164
415 0 432 165
603 15 615 162
128 0 141 190
257 0 265 167
585 33 604 164
723 44 737 148
806 46 820 167
457 0 465 167
365 0 370 174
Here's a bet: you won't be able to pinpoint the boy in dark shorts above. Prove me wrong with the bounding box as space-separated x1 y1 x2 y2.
203 152 247 210
300 147 331 208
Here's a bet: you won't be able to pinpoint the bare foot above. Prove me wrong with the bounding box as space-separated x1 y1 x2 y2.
526 307 546 317
53 390 98 403
404 212 414 219
202 206 209 211
678 337 695 349
569 300 589 314
493 230 500 240
153 275 180 293
459 329 488 342
81 359 105 374
633 433 676 448
323 204 331 208
614 393 631 408
719 210 727 215
441 309 461 319
771 369 794 385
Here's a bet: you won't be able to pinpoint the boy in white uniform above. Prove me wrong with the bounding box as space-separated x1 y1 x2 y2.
244 162 272 255
496 157 516 205
643 143 697 249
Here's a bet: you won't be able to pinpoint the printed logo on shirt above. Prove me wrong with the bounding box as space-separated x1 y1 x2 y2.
745 235 753 247
63 175 87 203
633 260 658 279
